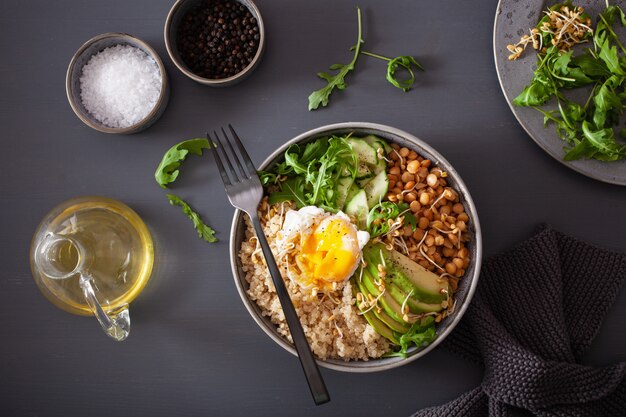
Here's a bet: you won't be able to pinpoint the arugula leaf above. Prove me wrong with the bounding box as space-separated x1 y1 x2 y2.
385 317 437 358
571 54 610 78
583 120 625 160
514 80 553 106
552 50 573 76
598 38 624 75
398 202 418 230
385 55 424 92
308 8 363 110
365 201 417 238
267 136 358 210
357 49 424 92
564 121 626 161
268 177 308 207
592 75 623 127
308 8 424 108
166 194 217 243
563 137 593 161
366 202 400 237
155 138 210 188
596 5 626 56
259 171 278 185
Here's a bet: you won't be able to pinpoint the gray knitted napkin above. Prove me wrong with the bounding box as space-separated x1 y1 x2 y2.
413 227 626 417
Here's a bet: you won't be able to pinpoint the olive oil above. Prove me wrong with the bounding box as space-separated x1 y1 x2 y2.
31 197 154 316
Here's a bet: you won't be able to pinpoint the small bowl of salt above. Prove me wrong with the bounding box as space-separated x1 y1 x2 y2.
66 33 169 134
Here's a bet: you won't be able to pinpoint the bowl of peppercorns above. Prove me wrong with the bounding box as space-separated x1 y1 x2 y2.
165 0 265 86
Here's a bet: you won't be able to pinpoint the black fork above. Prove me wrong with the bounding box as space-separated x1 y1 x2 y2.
209 125 330 405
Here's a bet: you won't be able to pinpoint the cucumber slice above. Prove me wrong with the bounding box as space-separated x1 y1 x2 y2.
373 156 387 175
359 136 389 174
356 162 374 179
356 177 372 188
346 183 360 203
362 135 392 154
348 138 378 166
336 176 354 210
344 190 368 229
364 170 389 208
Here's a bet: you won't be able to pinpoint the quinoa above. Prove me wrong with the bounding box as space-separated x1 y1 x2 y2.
238 200 390 361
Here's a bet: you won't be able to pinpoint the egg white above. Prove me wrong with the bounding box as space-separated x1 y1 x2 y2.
278 206 370 292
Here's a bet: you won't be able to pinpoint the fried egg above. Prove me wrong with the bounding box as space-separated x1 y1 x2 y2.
279 206 369 292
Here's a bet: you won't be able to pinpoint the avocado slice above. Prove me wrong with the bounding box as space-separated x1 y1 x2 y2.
387 247 449 301
360 310 399 345
352 279 401 343
387 282 443 314
365 244 449 304
355 277 410 333
362 269 416 325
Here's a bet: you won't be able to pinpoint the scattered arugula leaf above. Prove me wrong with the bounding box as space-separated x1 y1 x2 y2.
155 138 210 188
386 55 424 91
308 8 423 109
359 50 424 92
308 8 363 110
166 194 217 243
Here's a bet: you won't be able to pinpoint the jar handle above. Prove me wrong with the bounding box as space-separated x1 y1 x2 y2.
80 274 130 341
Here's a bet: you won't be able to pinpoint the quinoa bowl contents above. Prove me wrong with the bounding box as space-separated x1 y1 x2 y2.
231 123 482 372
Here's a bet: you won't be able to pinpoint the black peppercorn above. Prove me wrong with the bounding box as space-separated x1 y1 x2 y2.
176 0 260 79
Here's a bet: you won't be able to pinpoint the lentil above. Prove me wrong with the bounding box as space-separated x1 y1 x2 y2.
379 142 472 283
407 160 420 174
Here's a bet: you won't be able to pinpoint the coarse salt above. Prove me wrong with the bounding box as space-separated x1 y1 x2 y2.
79 44 162 129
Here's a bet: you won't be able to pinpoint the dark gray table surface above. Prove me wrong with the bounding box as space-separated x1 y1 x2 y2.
2 1 625 416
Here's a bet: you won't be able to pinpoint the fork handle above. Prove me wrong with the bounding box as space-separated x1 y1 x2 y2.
251 214 330 405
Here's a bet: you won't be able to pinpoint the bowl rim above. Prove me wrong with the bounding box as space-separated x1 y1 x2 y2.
229 122 482 372
164 0 266 85
65 32 169 134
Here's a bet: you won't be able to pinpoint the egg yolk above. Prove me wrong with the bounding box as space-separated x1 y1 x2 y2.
296 218 359 289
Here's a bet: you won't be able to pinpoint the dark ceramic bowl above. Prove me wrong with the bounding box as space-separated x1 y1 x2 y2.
66 33 169 135
229 122 483 372
164 0 265 86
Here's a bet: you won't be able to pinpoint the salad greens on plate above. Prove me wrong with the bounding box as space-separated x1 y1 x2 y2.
511 1 626 161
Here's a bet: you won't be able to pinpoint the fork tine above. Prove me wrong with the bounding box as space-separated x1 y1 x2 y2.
222 127 248 179
228 124 257 177
207 132 231 186
214 130 240 183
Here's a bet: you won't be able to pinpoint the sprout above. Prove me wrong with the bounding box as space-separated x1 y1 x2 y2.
400 289 415 317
